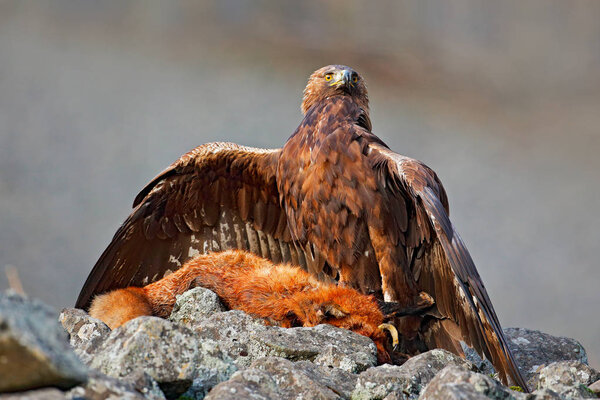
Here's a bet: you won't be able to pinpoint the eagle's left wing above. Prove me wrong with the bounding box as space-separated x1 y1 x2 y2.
369 142 528 390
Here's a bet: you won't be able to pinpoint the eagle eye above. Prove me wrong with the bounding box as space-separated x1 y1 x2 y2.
324 73 333 81
352 74 358 83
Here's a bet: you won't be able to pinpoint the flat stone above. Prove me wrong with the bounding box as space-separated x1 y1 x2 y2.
59 308 111 364
259 324 377 373
0 292 87 392
352 349 474 400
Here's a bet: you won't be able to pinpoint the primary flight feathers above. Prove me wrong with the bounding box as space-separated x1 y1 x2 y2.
77 65 527 390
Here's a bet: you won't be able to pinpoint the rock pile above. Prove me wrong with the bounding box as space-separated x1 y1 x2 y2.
1 288 597 399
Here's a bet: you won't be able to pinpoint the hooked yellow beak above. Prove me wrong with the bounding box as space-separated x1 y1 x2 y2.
330 69 353 88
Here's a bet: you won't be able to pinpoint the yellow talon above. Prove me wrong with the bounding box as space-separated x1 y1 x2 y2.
378 323 399 350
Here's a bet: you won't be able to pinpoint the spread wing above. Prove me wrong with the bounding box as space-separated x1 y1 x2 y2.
369 142 528 389
76 142 307 309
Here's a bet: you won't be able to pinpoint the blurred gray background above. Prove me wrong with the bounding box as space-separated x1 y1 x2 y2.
0 1 598 367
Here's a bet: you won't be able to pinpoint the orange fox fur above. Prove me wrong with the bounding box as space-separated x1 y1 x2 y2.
89 250 391 362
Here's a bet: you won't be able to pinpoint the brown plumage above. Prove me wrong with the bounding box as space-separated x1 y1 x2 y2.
89 249 392 363
77 65 527 389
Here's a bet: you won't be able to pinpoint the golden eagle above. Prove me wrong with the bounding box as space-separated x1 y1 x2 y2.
76 65 527 389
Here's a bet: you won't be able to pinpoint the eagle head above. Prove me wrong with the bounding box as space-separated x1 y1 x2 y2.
301 65 369 114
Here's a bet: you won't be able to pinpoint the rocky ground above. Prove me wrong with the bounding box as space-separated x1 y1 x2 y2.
0 288 598 400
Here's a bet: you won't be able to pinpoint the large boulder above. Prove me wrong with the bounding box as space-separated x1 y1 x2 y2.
0 292 87 392
89 316 236 399
206 357 357 400
352 349 474 400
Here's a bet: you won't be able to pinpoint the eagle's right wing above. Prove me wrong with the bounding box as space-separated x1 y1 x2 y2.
76 142 306 309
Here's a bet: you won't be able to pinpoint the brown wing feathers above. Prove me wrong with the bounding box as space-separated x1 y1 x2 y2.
374 144 528 388
76 143 304 309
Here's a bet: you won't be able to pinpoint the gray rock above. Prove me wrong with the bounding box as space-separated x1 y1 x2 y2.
381 395 405 400
123 370 167 400
0 388 67 400
422 382 491 400
196 310 377 373
530 361 599 399
463 328 588 382
461 343 495 377
0 292 87 392
89 316 236 399
66 370 165 400
204 367 280 400
168 287 226 328
528 388 563 399
206 357 357 400
59 308 111 364
255 358 358 399
194 310 271 368
259 324 377 373
419 365 527 400
352 349 474 400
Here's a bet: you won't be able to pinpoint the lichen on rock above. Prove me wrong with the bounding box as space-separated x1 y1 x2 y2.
419 365 528 400
530 361 600 399
463 327 589 384
59 307 111 364
206 356 358 400
352 349 475 400
88 316 236 398
168 287 226 328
